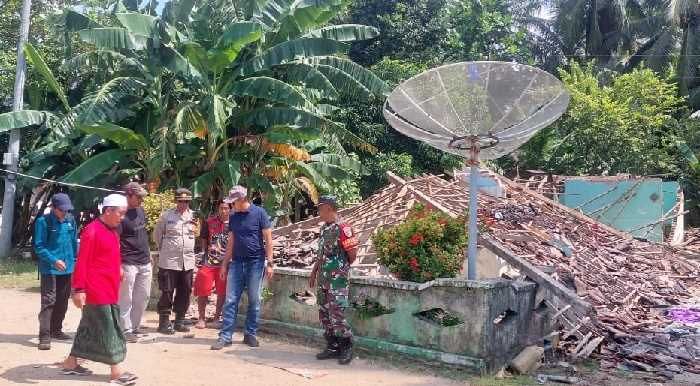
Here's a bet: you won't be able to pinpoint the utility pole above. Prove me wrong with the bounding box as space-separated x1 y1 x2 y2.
0 0 33 257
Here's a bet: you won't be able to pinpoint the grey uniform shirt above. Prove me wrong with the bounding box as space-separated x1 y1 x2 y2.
153 208 197 271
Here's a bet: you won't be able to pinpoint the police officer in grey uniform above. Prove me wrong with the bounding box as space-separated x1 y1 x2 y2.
153 188 199 334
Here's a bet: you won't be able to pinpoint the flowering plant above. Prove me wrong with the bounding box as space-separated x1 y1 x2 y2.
372 204 467 283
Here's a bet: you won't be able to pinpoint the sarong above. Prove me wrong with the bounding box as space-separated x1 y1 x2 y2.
70 304 126 365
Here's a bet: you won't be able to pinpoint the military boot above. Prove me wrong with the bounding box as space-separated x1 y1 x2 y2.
157 314 175 335
337 337 353 365
316 333 340 360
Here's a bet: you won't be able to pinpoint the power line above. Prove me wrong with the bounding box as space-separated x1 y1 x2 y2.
0 168 124 193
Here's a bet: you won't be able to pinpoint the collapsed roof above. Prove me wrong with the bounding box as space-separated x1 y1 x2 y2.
273 171 700 377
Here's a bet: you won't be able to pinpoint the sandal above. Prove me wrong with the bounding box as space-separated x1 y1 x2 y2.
62 365 93 376
195 319 206 329
110 372 138 385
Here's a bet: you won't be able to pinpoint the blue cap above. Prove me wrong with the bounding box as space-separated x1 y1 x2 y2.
317 195 338 209
51 193 73 212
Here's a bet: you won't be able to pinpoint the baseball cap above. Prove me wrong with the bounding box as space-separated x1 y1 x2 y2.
175 188 193 201
102 194 128 207
223 186 247 204
51 193 74 212
124 182 147 197
317 195 338 209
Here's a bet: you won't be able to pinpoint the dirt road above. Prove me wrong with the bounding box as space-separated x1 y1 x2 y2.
0 288 463 386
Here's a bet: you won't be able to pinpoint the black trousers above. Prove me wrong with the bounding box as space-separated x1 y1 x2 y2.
157 268 193 319
39 274 71 340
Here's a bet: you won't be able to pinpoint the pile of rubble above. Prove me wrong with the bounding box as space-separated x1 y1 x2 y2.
480 186 699 379
272 172 699 379
680 227 700 255
273 228 319 268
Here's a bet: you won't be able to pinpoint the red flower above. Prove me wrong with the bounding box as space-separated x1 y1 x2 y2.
409 233 424 246
409 257 420 272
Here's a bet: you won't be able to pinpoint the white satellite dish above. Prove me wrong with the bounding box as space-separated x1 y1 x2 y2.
383 61 570 279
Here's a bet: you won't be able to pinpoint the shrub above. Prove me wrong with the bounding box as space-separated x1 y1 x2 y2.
142 190 174 234
372 204 466 283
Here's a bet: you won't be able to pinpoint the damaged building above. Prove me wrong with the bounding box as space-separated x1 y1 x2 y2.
271 171 699 378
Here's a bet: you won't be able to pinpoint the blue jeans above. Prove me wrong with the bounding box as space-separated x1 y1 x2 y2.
218 258 265 343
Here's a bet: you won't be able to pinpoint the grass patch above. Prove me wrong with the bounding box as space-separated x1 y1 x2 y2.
0 258 38 289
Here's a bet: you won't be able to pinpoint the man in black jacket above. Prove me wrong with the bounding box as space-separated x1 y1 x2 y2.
117 182 151 343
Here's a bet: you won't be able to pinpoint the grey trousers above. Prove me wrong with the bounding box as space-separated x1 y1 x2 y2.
118 263 152 333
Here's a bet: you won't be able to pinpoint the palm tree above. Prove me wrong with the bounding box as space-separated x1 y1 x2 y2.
669 0 700 105
553 0 635 66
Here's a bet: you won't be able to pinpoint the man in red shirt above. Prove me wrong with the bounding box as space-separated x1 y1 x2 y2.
194 200 230 329
61 194 137 386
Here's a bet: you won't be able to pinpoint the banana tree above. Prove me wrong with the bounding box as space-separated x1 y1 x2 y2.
41 0 387 217
19 42 148 186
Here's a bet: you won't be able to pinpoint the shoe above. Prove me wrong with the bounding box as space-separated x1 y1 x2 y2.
210 339 232 350
173 319 190 333
61 365 93 376
51 331 72 341
337 337 354 365
243 334 259 347
157 314 175 335
125 332 139 343
38 340 51 351
316 334 340 360
110 371 137 385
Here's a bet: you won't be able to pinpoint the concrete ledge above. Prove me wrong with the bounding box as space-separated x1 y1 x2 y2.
272 267 524 291
256 318 487 374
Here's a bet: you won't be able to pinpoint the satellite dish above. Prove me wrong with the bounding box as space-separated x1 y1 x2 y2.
383 61 570 279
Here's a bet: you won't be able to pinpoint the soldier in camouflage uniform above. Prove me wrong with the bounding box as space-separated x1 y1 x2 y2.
309 196 358 365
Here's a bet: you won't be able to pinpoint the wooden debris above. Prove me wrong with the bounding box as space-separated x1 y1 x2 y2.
271 172 700 377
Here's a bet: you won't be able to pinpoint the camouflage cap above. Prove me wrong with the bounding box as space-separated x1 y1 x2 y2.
317 195 338 209
223 185 247 204
175 188 193 201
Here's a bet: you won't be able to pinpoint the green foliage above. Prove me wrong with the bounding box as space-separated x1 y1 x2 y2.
511 63 687 176
347 0 536 66
373 204 466 283
0 258 38 289
362 152 413 195
261 287 274 302
142 190 174 233
352 298 395 319
676 121 700 223
445 0 531 63
0 110 52 133
334 58 461 196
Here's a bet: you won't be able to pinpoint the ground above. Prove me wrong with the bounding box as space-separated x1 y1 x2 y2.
0 260 696 386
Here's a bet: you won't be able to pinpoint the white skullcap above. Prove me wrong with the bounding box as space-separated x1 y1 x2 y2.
102 194 128 208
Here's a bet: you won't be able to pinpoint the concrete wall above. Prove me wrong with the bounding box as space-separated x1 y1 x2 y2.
260 268 541 373
147 253 546 373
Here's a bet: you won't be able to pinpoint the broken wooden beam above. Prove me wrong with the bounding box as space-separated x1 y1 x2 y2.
480 235 593 316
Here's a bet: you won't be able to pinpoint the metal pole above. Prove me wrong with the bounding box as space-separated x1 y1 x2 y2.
0 0 32 258
466 138 479 280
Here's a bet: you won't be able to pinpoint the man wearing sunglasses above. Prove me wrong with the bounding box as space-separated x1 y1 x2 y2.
34 192 78 351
